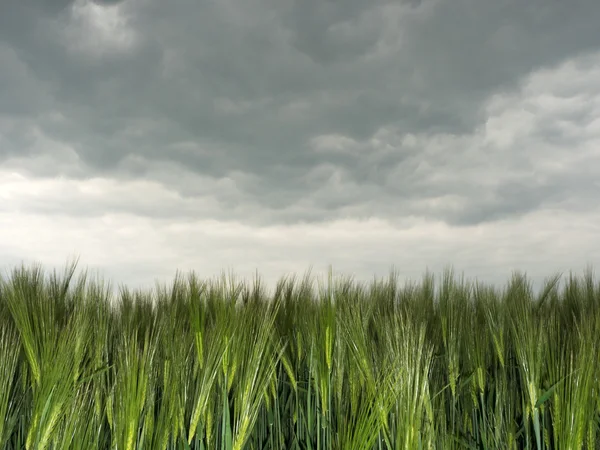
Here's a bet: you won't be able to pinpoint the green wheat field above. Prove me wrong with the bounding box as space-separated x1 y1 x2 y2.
0 261 599 450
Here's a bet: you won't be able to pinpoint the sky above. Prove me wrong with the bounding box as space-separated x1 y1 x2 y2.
1 0 600 293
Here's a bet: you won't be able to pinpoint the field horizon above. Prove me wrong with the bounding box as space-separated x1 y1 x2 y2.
0 261 599 449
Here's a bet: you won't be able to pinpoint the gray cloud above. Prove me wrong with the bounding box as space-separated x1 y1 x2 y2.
1 0 600 289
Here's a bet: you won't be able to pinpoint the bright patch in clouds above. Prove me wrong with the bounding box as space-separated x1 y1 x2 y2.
64 0 138 56
2 166 599 292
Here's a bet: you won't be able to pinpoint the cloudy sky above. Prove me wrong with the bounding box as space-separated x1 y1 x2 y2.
1 0 600 292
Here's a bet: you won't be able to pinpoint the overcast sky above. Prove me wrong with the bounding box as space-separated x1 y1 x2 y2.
1 0 600 293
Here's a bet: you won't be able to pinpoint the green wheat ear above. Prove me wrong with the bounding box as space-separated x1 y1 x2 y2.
0 327 21 448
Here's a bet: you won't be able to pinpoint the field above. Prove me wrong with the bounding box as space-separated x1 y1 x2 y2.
0 262 599 449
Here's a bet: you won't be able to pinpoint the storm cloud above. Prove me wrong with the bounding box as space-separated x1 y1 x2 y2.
1 0 599 290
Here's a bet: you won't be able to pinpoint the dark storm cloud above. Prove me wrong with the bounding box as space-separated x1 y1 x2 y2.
282 0 421 64
1 0 600 226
